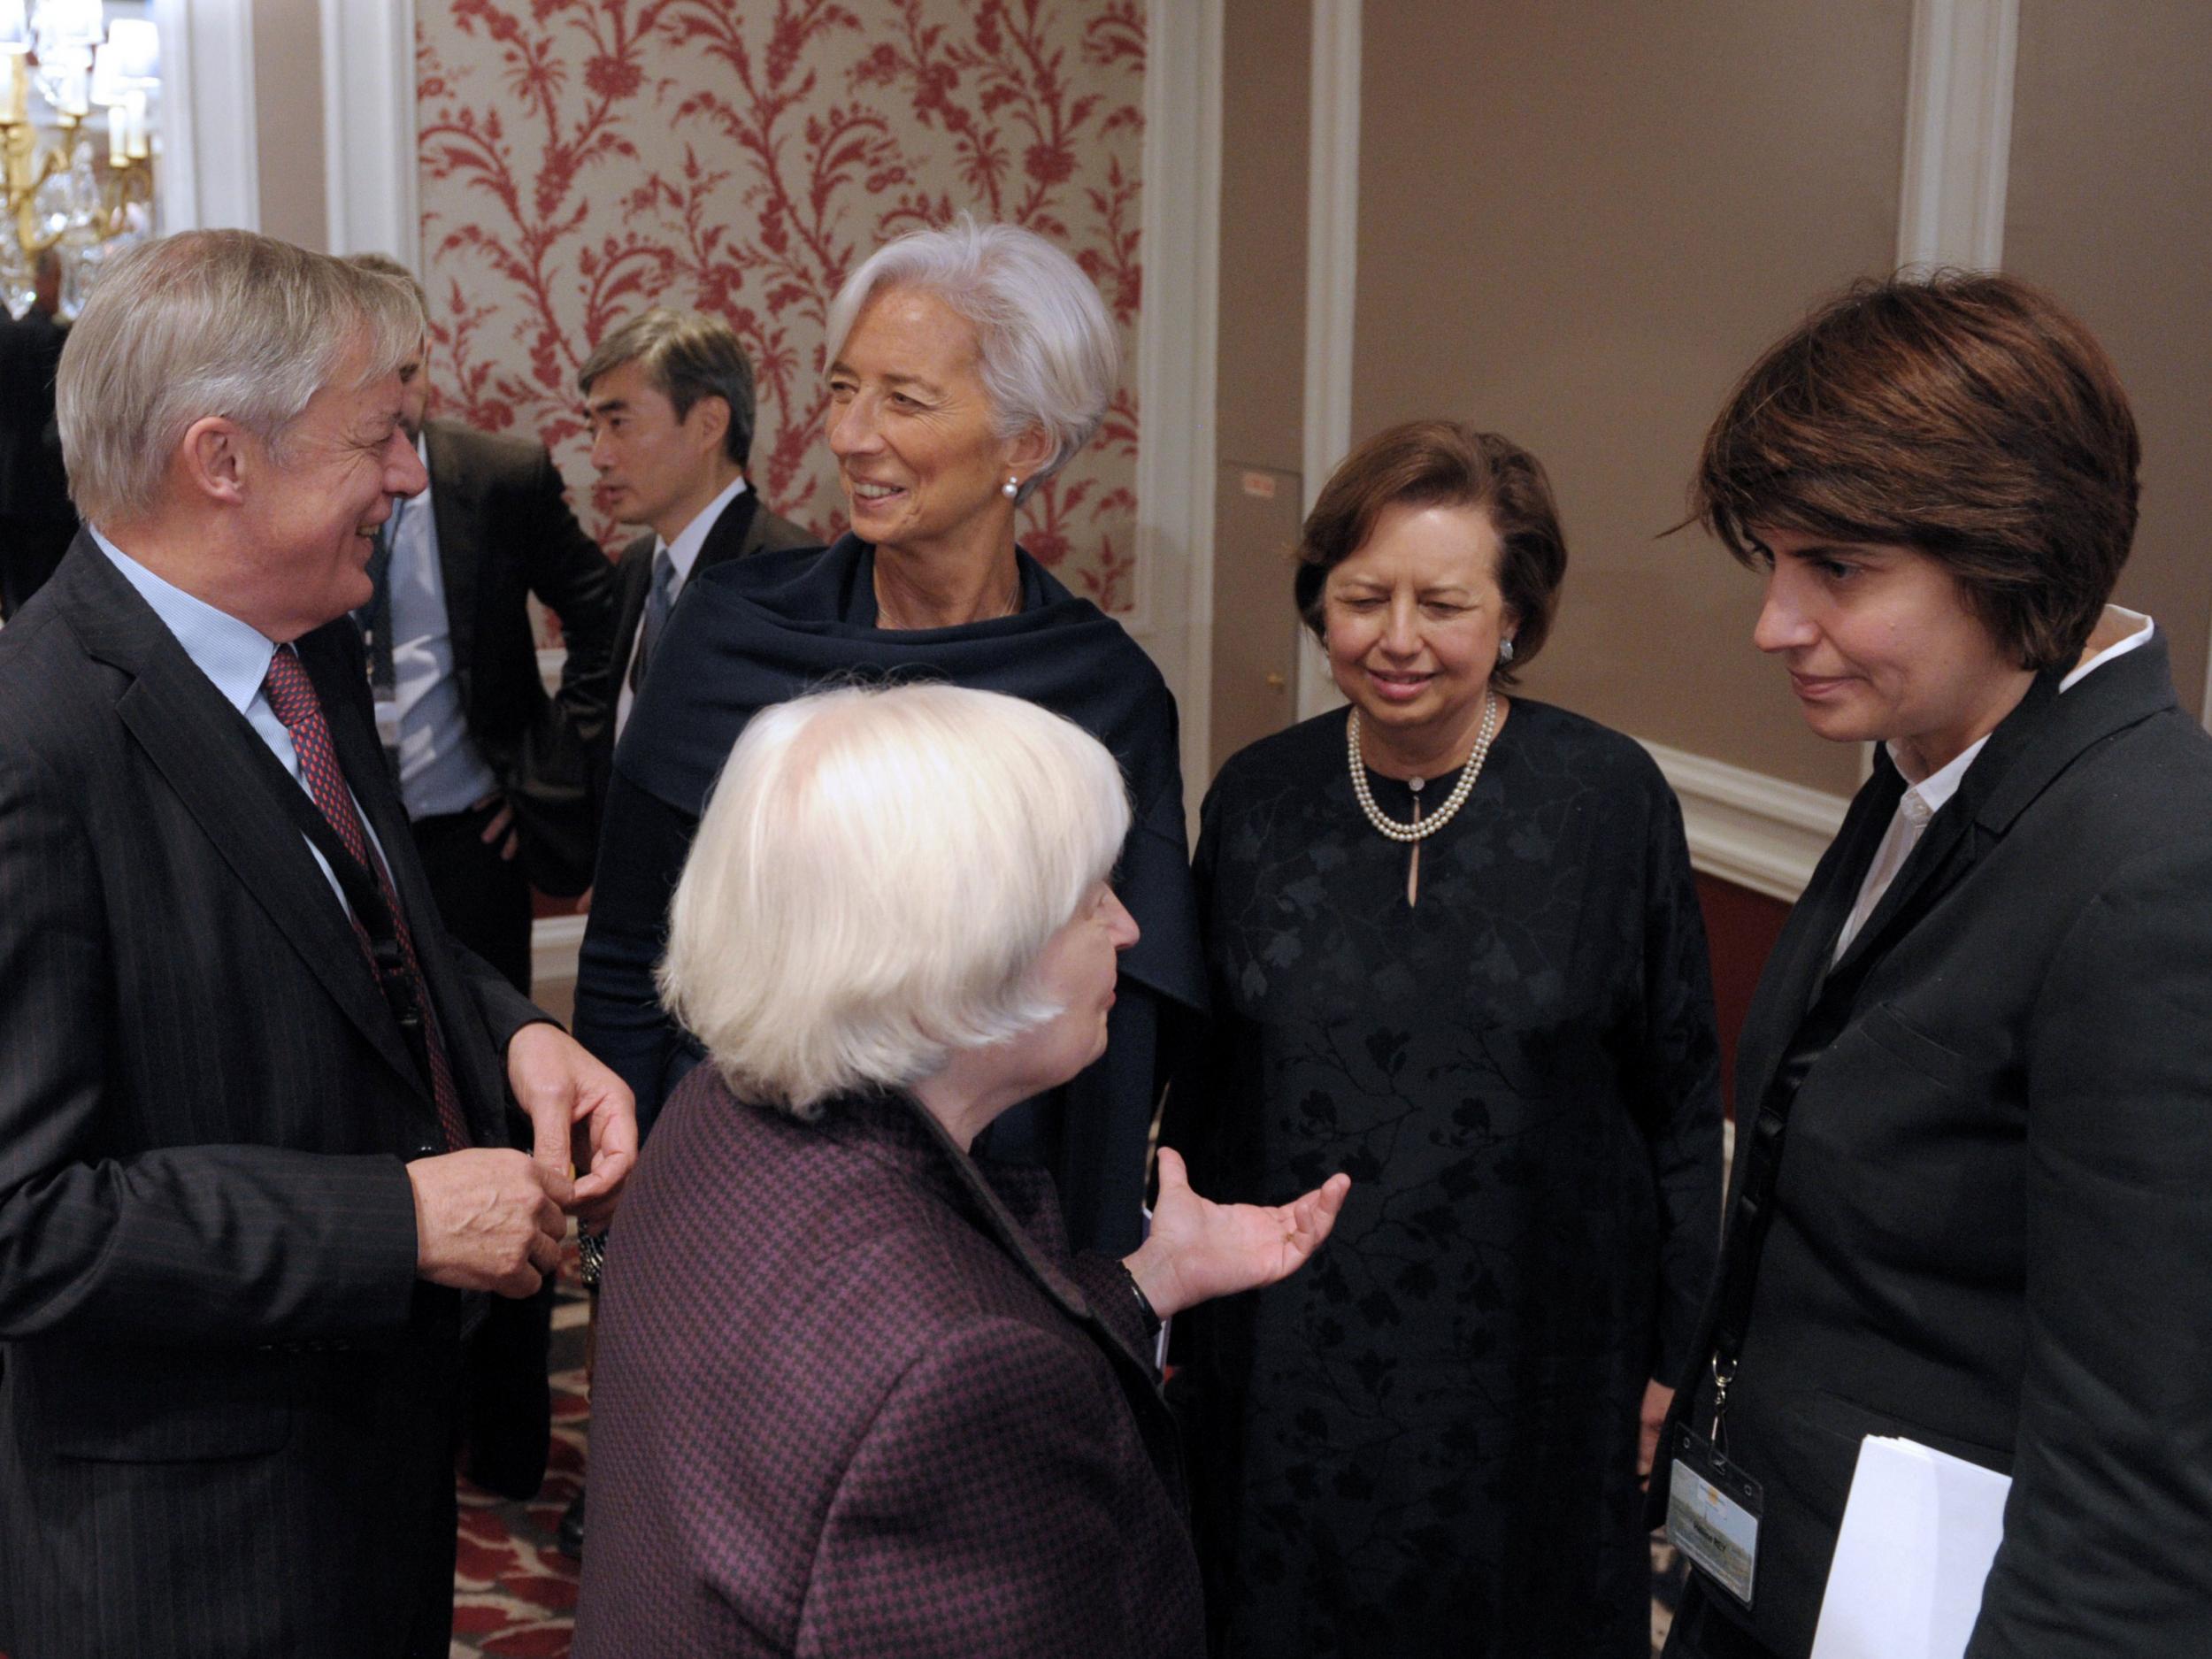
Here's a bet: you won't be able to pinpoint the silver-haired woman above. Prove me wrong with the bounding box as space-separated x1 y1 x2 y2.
574 217 1203 1262
572 684 1346 1659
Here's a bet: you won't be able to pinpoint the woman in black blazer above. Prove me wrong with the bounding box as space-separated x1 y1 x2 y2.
1655 273 2212 1658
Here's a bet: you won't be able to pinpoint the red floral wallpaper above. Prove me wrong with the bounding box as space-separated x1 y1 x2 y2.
417 0 1147 612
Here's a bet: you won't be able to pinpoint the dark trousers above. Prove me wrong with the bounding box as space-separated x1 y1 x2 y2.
0 516 75 620
461 1280 555 1501
398 1453 464 1659
411 800 550 1519
410 796 533 995
1664 1578 1789 1659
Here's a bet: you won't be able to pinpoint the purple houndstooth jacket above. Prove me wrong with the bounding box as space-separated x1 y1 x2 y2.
573 1068 1205 1658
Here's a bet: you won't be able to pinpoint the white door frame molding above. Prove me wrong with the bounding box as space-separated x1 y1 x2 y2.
319 0 419 265
1873 0 2018 780
1896 0 2018 271
1295 0 1360 724
1135 0 1225 829
150 0 259 232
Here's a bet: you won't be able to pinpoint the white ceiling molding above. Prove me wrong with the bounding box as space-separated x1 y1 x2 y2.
319 0 419 265
1896 0 2018 271
1295 0 1360 724
1133 0 1223 831
150 0 258 232
1637 738 1851 903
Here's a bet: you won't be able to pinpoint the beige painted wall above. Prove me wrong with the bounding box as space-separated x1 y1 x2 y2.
1216 0 1309 479
1210 0 1312 767
255 4 2208 791
1351 2 1916 795
2006 0 2212 718
252 0 325 250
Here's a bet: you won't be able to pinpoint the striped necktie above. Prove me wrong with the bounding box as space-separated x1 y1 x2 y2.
630 543 677 693
263 643 470 1150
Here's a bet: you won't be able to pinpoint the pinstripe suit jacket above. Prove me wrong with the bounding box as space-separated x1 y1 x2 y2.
0 536 543 1658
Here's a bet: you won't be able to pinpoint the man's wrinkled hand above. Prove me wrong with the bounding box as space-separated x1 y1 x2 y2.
506 1020 637 1229
407 1148 567 1298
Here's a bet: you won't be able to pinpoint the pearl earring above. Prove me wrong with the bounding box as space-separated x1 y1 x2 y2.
1498 637 1516 664
1002 476 1020 500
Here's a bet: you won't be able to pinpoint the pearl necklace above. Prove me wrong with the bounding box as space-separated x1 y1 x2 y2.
1346 690 1498 843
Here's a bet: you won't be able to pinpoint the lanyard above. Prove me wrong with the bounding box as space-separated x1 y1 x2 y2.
1702 829 1947 1444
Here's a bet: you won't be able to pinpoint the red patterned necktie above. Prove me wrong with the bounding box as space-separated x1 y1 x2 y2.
262 644 471 1151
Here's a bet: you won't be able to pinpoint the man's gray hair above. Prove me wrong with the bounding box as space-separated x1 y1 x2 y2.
823 217 1118 505
58 230 422 525
659 682 1132 1118
342 251 430 333
577 307 758 469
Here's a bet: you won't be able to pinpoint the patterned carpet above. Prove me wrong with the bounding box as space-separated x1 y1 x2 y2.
444 1247 1688 1657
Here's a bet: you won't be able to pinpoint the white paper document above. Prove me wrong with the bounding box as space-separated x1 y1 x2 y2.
1809 1434 2012 1659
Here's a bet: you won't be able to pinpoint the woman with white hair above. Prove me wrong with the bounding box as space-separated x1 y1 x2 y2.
574 217 1202 1261
572 683 1347 1658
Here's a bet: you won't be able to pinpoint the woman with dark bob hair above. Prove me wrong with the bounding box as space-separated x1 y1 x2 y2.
574 683 1348 1657
1164 419 1725 1655
1654 273 2212 1659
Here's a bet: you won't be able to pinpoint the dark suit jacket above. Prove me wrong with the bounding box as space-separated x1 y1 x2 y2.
0 308 70 526
590 484 810 795
574 1071 1203 1658
0 308 76 617
1653 633 2212 1657
419 417 616 894
0 536 545 1658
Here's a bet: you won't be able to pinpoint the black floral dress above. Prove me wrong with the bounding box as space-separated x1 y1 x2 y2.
1164 701 1723 1658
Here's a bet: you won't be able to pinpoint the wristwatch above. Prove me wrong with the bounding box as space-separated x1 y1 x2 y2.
577 1228 607 1290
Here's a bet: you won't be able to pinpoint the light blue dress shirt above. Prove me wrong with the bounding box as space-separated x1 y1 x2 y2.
380 447 501 818
94 526 389 910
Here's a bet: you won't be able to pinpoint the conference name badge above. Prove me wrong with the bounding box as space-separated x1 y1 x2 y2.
1667 1429 1763 1608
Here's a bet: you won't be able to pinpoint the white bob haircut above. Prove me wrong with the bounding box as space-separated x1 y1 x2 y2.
58 229 422 525
822 216 1119 506
660 681 1132 1118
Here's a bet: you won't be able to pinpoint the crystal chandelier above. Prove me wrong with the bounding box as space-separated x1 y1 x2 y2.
0 0 159 319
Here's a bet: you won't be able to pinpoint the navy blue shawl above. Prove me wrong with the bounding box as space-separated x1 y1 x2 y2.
573 534 1203 1253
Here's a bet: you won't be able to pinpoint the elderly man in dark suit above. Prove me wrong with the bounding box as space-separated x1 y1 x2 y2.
342 254 615 992
0 230 635 1659
578 306 810 769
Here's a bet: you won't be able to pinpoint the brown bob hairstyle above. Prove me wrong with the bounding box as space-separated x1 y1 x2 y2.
1294 419 1567 687
1692 270 2140 672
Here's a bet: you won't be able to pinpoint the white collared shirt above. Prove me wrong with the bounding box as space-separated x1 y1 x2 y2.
1832 604 2155 960
614 472 751 739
